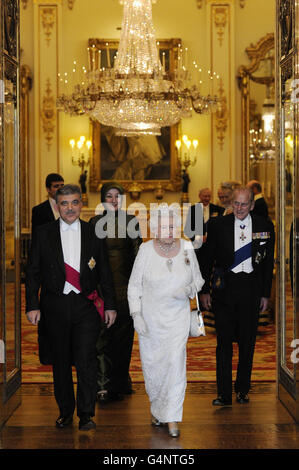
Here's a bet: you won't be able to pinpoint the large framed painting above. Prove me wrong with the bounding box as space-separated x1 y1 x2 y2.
88 38 182 192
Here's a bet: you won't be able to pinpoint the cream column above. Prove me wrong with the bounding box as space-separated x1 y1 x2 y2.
206 0 236 198
33 0 62 203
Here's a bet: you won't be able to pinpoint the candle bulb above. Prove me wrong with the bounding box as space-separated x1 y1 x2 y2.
198 68 202 91
98 49 101 71
184 47 188 70
87 47 91 71
92 45 96 71
106 42 111 68
162 52 166 74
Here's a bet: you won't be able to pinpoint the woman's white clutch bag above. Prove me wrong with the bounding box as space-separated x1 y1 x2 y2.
189 293 206 338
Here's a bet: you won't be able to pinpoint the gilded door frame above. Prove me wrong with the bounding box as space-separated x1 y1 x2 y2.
276 0 299 422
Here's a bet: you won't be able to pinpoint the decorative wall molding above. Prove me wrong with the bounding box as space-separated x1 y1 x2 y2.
207 0 236 195
34 1 62 202
215 78 228 150
197 0 245 8
213 6 228 47
41 7 56 46
41 79 56 150
22 0 73 10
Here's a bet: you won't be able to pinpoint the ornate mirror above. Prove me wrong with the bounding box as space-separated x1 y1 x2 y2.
237 33 275 217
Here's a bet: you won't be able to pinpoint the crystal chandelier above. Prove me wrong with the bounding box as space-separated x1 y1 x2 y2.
57 0 219 136
249 82 275 163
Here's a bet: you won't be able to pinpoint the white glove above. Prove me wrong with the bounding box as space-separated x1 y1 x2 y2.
131 312 147 335
173 284 193 300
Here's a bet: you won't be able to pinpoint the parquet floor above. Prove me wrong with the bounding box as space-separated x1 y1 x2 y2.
1 382 298 457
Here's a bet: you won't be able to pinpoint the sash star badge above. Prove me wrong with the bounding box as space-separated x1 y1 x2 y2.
88 257 96 270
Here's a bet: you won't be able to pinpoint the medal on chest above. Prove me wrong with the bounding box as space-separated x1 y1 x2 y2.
240 224 246 241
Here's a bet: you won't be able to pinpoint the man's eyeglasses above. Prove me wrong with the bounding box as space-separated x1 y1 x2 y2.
233 201 251 209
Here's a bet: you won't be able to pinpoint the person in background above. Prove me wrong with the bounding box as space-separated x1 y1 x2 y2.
218 186 233 215
31 173 64 231
26 184 117 431
90 182 142 403
247 180 269 219
199 188 225 232
128 205 204 438
184 187 224 252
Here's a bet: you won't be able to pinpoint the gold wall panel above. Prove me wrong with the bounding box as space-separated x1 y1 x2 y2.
207 0 236 196
33 0 61 203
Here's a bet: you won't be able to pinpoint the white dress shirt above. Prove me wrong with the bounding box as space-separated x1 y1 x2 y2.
231 214 253 274
60 218 81 294
49 197 60 220
203 205 210 223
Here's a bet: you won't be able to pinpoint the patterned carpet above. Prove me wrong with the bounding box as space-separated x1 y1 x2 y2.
21 296 276 383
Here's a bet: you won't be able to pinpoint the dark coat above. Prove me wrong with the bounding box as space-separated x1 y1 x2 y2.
251 196 269 219
89 211 142 304
25 218 117 364
184 202 225 241
31 200 55 231
198 213 275 299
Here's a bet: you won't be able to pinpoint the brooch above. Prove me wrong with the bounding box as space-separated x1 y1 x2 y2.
184 249 190 265
88 257 96 270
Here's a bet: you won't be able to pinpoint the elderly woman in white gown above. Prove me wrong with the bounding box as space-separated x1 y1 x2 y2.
127 204 204 437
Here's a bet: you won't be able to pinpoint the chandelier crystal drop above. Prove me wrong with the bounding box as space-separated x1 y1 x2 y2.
57 0 219 136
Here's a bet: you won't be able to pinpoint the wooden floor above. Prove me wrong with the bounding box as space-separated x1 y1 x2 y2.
1 382 299 454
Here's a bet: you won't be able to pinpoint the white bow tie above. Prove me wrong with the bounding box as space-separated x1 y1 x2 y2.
61 220 79 232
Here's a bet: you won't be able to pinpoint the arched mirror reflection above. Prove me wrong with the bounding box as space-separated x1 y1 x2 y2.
238 33 275 219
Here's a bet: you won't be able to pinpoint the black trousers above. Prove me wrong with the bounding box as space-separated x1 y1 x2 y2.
96 299 134 394
42 291 101 418
212 272 260 399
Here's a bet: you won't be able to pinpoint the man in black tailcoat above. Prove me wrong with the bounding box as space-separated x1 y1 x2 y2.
247 180 269 219
199 187 275 406
26 184 117 430
31 173 64 231
184 187 224 250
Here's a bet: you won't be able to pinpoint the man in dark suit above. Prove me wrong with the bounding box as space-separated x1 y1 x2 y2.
199 187 225 234
199 187 274 406
26 184 117 430
31 173 64 231
247 180 269 219
184 187 224 250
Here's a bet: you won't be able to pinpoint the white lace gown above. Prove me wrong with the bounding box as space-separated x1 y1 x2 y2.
127 239 204 423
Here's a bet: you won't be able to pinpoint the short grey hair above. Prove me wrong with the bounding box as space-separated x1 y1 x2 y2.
55 184 82 203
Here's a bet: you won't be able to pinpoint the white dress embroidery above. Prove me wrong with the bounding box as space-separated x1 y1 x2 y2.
127 239 204 423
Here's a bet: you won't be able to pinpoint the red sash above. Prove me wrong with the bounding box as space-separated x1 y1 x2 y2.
64 263 104 320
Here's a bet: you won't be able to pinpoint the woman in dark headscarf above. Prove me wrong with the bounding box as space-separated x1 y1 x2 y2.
89 182 142 402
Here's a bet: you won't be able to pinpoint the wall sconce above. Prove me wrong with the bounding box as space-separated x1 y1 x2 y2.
154 182 165 201
70 135 92 206
175 134 199 203
129 182 142 201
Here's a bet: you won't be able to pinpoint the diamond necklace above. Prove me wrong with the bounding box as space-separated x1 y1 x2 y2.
157 239 176 255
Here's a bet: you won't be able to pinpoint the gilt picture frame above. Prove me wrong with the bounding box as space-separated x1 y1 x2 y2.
88 38 182 192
